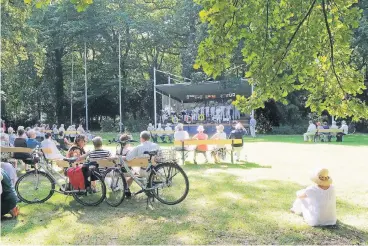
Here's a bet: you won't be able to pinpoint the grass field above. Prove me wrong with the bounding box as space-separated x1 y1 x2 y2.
94 132 368 147
2 133 368 244
2 162 367 245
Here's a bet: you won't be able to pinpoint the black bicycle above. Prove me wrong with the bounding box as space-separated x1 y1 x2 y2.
15 147 106 206
101 142 189 207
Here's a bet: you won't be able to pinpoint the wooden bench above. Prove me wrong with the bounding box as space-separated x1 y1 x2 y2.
174 139 243 164
304 129 343 142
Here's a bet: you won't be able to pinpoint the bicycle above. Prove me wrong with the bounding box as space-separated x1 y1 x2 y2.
15 146 106 206
101 143 189 207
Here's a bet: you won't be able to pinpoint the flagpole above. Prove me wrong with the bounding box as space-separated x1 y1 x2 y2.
118 34 122 133
70 54 74 126
84 42 88 131
154 67 157 128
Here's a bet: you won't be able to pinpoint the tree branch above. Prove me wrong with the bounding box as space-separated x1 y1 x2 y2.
262 0 270 59
322 0 346 93
272 0 317 80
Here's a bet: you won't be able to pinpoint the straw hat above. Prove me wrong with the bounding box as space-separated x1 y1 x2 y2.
311 168 332 186
216 124 224 132
197 125 205 132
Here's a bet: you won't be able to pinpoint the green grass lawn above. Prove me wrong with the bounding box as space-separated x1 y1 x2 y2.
93 132 368 148
2 163 367 245
245 134 368 146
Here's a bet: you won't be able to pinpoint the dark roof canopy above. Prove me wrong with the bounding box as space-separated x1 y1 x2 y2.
156 80 252 103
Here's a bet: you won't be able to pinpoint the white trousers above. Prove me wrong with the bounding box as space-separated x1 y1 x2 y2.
250 126 256 137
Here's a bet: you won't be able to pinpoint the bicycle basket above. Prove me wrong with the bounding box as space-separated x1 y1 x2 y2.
155 149 177 163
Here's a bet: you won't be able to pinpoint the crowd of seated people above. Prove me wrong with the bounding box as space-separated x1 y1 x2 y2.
303 120 349 142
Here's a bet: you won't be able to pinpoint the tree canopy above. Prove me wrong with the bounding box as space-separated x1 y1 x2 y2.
195 0 368 120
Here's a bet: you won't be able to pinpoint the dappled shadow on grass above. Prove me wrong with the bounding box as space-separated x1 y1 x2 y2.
183 162 271 169
2 168 367 244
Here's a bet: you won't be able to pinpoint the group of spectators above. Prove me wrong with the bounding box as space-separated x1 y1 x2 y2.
303 120 349 142
171 122 247 164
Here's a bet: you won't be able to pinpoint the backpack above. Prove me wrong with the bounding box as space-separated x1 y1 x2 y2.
67 166 85 190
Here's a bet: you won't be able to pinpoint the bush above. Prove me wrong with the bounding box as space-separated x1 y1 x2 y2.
100 117 117 132
123 118 150 133
271 125 306 135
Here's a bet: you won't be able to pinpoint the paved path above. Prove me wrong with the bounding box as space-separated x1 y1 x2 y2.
241 142 368 207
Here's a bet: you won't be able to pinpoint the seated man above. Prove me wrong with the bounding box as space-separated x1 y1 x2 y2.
26 129 41 149
78 137 112 192
164 123 173 143
156 123 165 143
321 121 330 142
41 133 64 160
124 131 159 178
147 123 157 143
303 121 316 142
336 120 349 142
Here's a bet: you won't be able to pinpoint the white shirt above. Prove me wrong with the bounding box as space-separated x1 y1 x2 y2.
147 126 155 131
330 124 338 130
125 141 160 161
156 127 164 136
77 126 85 134
212 132 227 147
340 124 348 134
40 139 64 160
174 131 189 141
165 126 172 133
299 185 336 226
307 124 317 132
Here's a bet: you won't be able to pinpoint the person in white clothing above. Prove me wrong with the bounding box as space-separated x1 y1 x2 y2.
210 124 227 163
226 105 232 119
291 168 336 227
77 124 85 134
210 106 216 119
303 121 317 141
205 106 210 119
40 133 64 160
147 123 157 143
249 116 257 138
234 108 241 119
59 124 65 133
156 123 165 142
174 123 189 141
340 120 349 134
215 107 222 123
164 123 173 143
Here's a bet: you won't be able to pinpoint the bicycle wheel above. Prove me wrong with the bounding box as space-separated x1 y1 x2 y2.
103 168 127 207
15 170 55 204
148 163 189 205
72 172 106 206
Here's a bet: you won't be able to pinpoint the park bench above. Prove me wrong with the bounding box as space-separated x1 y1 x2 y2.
174 139 243 164
304 129 343 142
149 130 175 143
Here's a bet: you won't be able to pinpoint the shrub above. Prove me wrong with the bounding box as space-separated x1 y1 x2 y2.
100 117 117 132
271 125 306 135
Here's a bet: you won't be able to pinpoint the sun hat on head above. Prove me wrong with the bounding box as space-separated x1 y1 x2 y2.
216 124 224 133
197 125 205 132
311 168 332 186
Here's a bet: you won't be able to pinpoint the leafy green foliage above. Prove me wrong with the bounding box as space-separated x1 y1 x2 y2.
23 0 93 12
195 0 367 120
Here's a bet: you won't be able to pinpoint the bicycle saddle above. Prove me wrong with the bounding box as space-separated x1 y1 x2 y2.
143 150 158 156
63 157 78 163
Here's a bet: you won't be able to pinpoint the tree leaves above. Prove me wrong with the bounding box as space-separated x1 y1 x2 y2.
195 0 368 119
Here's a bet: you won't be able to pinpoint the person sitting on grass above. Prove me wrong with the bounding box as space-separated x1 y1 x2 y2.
291 168 336 227
192 125 208 164
1 169 20 219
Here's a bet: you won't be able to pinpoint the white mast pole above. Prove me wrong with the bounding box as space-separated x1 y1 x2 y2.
84 42 88 131
154 67 157 128
118 34 122 133
70 54 74 126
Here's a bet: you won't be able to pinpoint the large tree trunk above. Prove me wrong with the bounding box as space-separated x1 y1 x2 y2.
55 48 64 124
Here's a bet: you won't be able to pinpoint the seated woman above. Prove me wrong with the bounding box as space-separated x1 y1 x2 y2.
192 125 208 164
56 131 72 151
1 169 20 218
115 134 134 198
210 124 227 163
40 133 64 160
66 135 87 158
291 168 336 226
